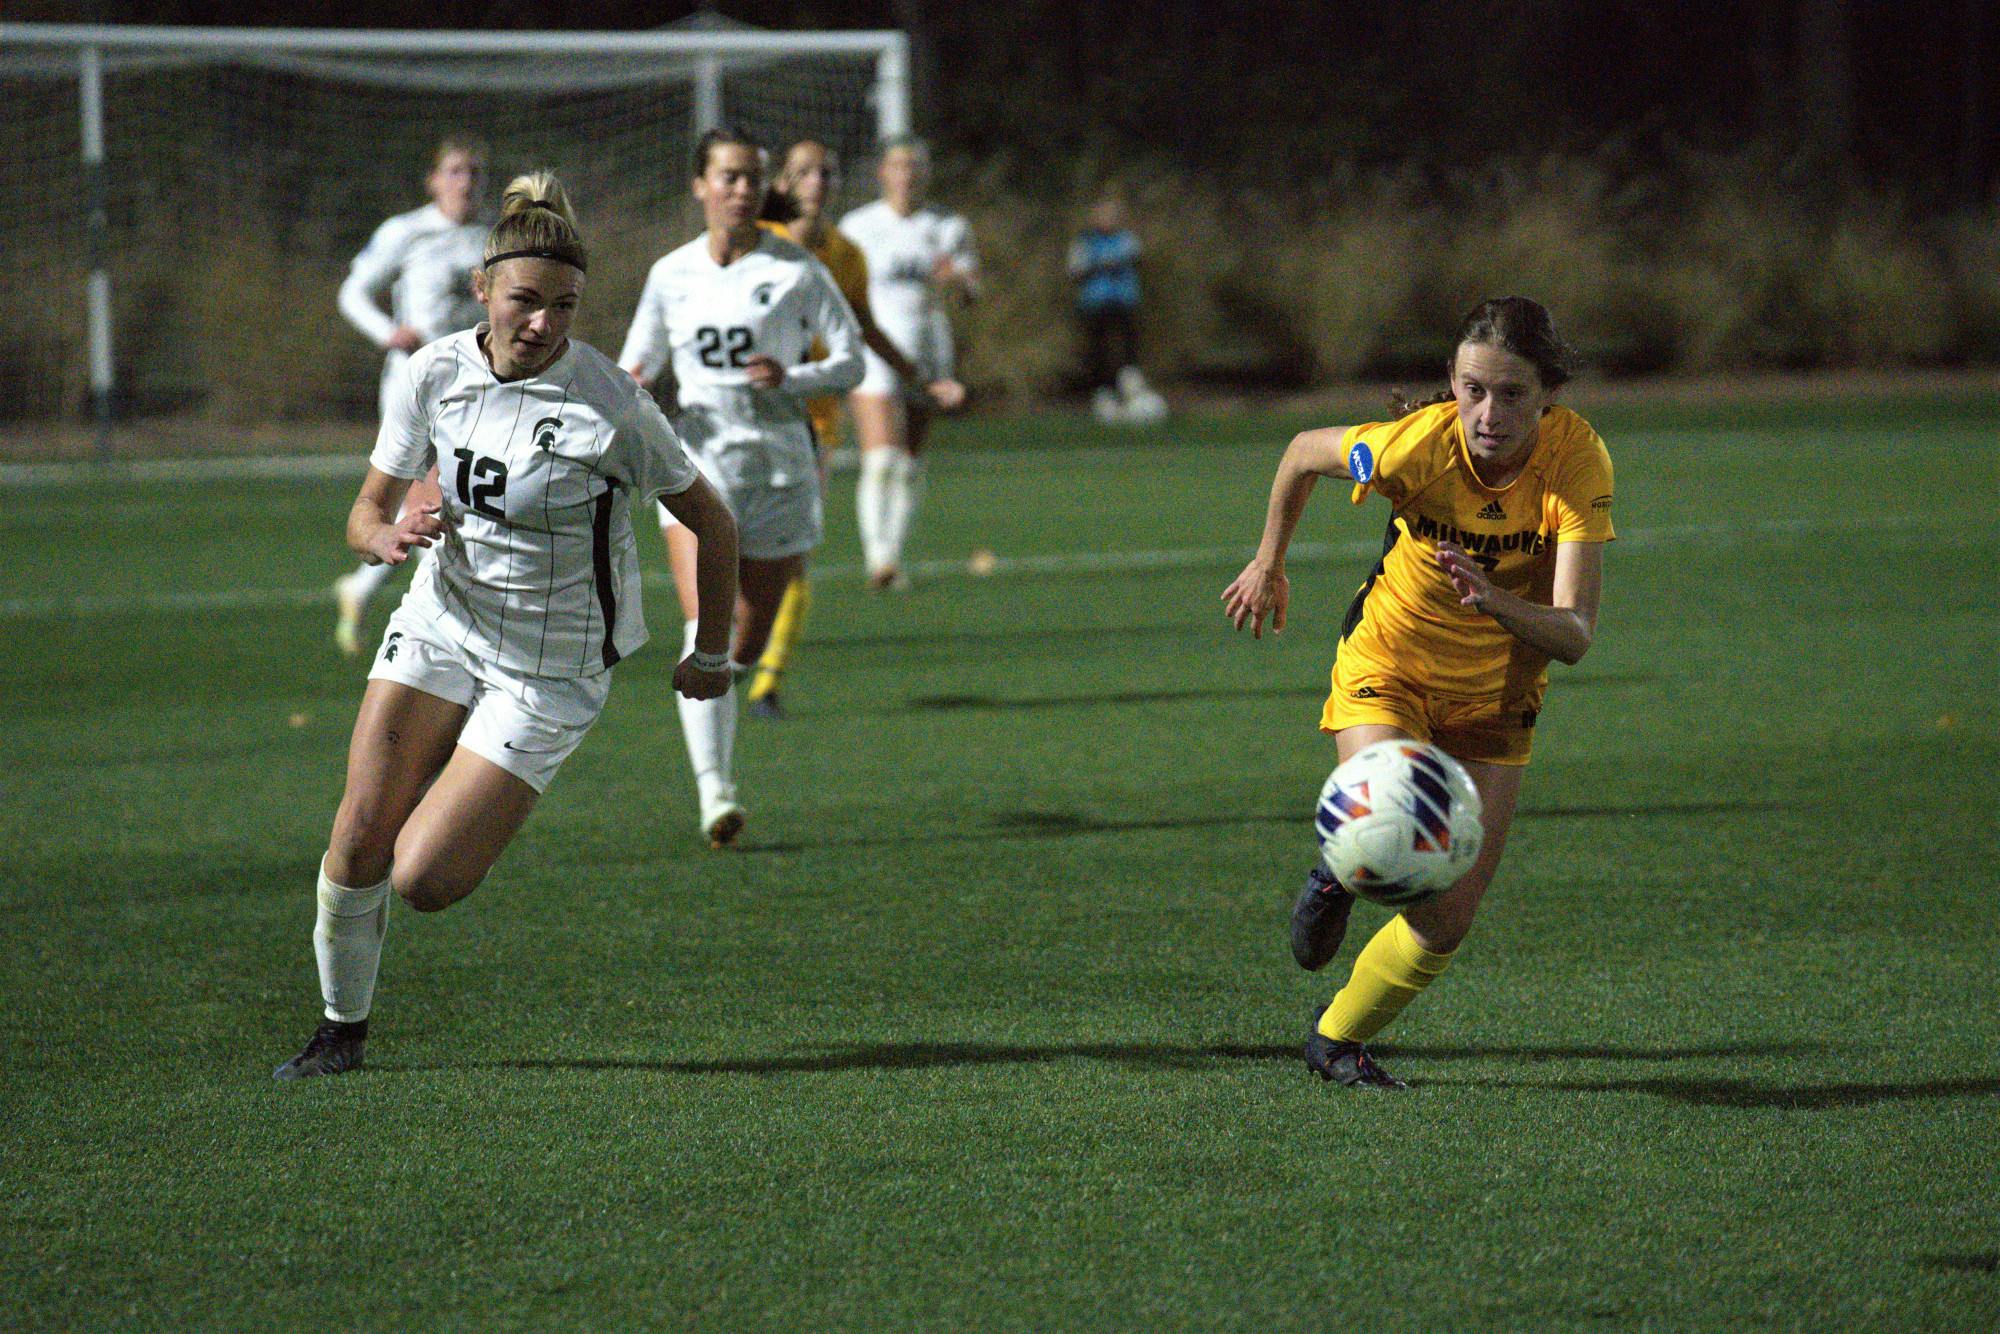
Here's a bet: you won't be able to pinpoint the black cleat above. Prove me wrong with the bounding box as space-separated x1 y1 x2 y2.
1304 1032 1408 1089
272 1019 368 1081
1290 864 1355 971
748 692 786 720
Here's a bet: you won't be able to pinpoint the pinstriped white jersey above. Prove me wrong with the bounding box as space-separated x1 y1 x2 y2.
371 328 701 679
338 203 489 349
838 201 978 330
617 232 863 487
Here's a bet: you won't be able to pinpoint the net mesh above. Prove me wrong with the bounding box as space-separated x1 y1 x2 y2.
0 37 887 457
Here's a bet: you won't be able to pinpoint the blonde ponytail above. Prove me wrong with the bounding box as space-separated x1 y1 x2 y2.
484 170 588 273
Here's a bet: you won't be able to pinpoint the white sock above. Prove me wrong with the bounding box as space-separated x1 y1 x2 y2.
881 449 925 571
345 558 395 602
676 621 736 806
313 858 390 1023
857 447 895 572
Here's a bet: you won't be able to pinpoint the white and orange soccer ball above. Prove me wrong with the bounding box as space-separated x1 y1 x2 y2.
1314 740 1485 907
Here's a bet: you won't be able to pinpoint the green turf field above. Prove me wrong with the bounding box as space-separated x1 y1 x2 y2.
4 387 1997 1331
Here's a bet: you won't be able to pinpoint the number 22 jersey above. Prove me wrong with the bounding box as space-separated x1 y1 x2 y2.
371 328 702 679
617 232 863 490
1336 400 1615 704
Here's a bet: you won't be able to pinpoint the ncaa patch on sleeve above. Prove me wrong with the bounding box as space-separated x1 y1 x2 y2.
1347 441 1375 484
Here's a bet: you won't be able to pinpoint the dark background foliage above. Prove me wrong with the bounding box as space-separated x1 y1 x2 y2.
26 0 1999 203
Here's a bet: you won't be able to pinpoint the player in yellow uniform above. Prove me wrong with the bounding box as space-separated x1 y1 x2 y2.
744 140 964 718
1222 296 1614 1089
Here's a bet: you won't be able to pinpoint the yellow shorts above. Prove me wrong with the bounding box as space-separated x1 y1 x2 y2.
1320 653 1538 766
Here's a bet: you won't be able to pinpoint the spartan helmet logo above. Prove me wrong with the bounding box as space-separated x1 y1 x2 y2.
752 282 774 306
532 417 562 451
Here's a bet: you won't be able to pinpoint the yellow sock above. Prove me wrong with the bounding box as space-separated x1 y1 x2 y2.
1317 914 1455 1044
748 577 812 702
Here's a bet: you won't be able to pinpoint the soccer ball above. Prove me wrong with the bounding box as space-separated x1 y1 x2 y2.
1314 740 1484 907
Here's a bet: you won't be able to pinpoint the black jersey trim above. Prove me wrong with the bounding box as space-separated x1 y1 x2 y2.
591 487 621 669
1341 514 1402 642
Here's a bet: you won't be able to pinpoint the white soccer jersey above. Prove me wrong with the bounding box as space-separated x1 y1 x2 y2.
338 203 489 349
371 328 702 679
839 200 979 330
619 232 864 483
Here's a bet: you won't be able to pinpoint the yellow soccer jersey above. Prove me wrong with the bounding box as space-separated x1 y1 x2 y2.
1334 400 1615 704
762 219 872 446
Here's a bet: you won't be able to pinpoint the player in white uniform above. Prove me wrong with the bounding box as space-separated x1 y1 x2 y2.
840 138 979 589
620 128 865 848
331 138 491 656
274 172 741 1081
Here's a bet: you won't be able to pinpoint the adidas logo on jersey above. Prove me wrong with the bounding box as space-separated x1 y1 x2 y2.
1476 499 1508 522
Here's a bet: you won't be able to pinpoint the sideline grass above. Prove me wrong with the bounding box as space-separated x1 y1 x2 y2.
3 390 1997 1330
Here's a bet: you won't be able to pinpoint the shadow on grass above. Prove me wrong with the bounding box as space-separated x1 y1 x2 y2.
743 810 1300 853
775 668 1651 719
740 800 1790 854
1514 801 1790 821
813 620 1208 655
390 1041 1297 1078
1437 1073 2000 1109
1916 1252 1999 1274
385 1039 1962 1104
890 683 1323 715
1389 1040 1831 1061
847 673 1651 718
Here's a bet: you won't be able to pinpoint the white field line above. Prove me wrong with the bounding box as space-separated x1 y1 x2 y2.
0 513 1952 622
0 454 369 487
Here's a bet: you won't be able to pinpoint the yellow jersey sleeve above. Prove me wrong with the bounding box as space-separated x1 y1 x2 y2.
1543 411 1616 543
1341 402 1457 506
819 231 872 320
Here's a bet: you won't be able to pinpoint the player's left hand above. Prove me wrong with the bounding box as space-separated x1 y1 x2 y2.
925 378 967 411
672 657 734 700
743 354 785 389
1222 558 1288 639
1435 542 1494 610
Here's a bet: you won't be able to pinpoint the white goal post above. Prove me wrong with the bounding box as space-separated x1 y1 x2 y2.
0 22 910 455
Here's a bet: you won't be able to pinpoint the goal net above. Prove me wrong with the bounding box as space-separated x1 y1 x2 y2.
0 21 907 458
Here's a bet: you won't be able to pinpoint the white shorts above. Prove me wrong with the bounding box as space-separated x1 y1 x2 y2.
857 311 953 397
658 453 823 562
367 601 610 793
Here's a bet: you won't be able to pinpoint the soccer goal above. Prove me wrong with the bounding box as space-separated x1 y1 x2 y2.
0 21 909 457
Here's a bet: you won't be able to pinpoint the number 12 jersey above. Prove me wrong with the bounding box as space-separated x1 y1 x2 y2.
371 329 702 679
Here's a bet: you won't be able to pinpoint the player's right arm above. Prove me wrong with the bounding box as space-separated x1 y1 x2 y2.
934 213 980 301
346 467 450 566
1221 427 1354 639
350 352 451 564
338 215 421 353
617 261 676 401
839 242 963 409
